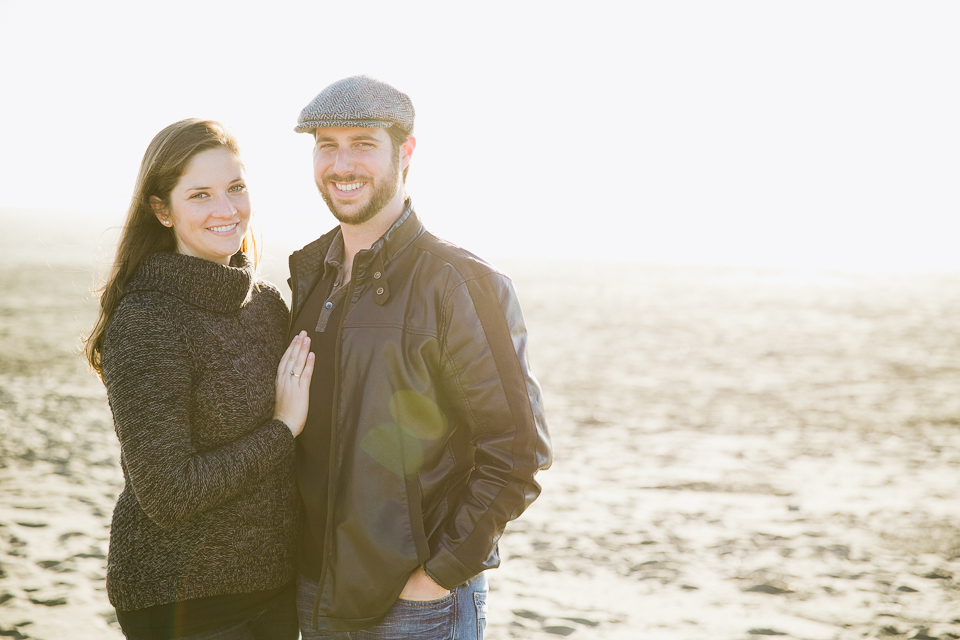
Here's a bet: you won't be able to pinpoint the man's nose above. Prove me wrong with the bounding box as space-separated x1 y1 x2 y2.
332 148 355 174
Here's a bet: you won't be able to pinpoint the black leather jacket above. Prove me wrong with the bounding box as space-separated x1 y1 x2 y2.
288 203 551 631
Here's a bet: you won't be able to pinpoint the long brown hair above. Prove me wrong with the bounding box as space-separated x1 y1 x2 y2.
85 118 259 376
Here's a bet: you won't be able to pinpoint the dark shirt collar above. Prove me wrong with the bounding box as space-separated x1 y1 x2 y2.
321 228 346 282
321 198 421 278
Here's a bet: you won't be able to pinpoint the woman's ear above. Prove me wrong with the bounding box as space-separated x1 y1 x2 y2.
150 196 172 227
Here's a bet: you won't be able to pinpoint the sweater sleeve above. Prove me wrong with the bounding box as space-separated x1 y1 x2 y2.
102 298 295 530
425 271 552 589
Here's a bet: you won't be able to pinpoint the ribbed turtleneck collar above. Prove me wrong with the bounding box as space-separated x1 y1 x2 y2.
125 251 255 314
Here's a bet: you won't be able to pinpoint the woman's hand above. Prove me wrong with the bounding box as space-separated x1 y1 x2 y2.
273 331 315 437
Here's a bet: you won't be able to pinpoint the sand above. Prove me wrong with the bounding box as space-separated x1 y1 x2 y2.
1 208 958 639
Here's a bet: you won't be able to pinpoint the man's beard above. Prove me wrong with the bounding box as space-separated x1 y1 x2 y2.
317 155 401 226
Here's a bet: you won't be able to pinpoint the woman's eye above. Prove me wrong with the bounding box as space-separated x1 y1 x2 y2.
229 184 247 193
190 192 209 200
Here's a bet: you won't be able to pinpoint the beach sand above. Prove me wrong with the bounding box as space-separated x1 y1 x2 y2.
1 208 958 638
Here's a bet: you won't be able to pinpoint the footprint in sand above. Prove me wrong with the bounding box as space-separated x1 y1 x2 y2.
28 596 67 606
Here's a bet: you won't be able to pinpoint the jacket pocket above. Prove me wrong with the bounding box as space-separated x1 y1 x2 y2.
405 475 430 562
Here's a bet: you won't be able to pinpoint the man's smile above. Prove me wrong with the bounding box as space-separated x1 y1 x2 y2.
334 181 366 193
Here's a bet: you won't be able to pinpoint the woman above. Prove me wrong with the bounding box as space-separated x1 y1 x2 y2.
85 119 313 639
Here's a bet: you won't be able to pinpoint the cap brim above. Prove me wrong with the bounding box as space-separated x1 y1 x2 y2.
294 119 394 134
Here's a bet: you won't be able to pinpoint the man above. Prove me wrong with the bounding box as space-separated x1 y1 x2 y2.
287 75 551 639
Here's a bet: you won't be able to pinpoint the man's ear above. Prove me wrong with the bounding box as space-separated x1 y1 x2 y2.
400 135 416 171
150 196 170 226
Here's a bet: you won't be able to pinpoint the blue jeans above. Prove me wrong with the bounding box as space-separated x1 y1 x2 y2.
297 573 487 640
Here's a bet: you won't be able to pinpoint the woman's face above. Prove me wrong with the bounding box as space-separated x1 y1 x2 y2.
156 147 251 265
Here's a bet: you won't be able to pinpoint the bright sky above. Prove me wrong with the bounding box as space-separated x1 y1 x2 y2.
1 2 958 271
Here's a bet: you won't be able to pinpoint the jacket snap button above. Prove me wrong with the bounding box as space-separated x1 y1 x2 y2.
376 287 384 295
324 301 333 309
374 271 382 279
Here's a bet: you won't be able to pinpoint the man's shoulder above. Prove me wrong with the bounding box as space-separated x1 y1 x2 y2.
290 226 341 273
411 231 503 284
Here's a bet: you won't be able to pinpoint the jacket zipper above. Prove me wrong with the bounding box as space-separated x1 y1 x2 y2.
311 258 357 629
287 253 300 335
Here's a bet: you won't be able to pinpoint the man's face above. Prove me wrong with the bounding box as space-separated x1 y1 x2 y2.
313 127 401 226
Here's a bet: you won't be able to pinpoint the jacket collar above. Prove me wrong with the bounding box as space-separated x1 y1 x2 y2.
125 251 255 314
379 198 421 265
292 198 424 279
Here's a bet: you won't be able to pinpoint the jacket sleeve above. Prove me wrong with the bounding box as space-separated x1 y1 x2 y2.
425 271 552 589
101 298 295 530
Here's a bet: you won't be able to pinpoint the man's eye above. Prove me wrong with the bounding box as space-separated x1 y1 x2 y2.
356 143 373 149
318 143 336 151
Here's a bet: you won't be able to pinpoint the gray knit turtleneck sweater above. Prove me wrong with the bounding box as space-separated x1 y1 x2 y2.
101 251 298 612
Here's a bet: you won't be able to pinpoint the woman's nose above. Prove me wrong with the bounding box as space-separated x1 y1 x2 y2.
215 194 238 216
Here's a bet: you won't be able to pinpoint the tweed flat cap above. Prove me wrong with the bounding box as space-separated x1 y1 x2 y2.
295 76 415 135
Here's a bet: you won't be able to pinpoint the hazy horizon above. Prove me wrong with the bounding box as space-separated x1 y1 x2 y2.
6 206 960 285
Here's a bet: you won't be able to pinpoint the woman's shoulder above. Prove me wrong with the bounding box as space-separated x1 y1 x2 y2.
253 278 281 297
105 290 188 350
101 291 193 383
112 288 180 324
251 279 290 314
